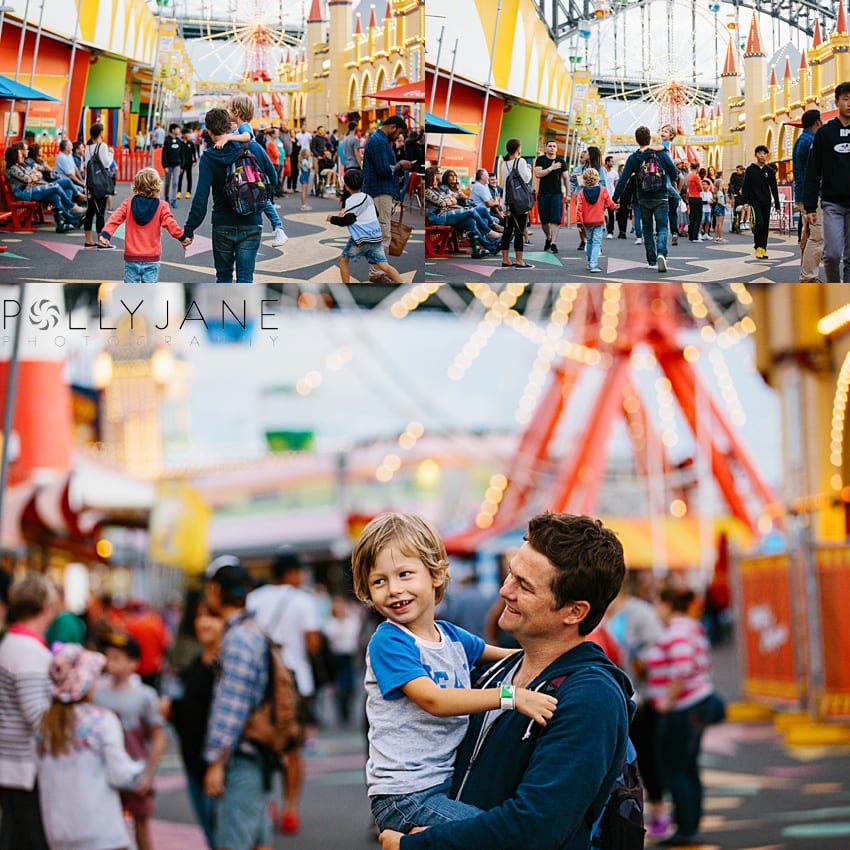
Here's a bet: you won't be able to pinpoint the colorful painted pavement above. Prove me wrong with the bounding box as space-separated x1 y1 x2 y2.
0 185 422 284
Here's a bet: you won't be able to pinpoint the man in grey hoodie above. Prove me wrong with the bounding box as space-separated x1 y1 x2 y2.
182 107 277 283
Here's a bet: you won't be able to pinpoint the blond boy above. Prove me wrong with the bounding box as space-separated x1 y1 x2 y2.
351 513 556 834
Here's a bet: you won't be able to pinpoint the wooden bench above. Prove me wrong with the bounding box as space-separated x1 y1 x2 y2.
426 224 465 258
0 174 39 231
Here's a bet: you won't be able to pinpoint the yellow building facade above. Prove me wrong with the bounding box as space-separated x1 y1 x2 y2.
698 8 850 176
276 0 424 132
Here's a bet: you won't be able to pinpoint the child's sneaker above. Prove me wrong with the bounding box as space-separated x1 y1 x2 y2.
300 204 312 211
272 228 289 247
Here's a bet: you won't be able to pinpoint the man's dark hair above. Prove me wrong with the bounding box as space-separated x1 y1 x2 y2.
505 137 521 156
168 123 180 133
89 123 104 141
835 81 850 100
635 125 651 146
382 115 406 131
801 109 821 129
271 549 303 581
4 147 18 167
476 168 488 181
754 144 769 155
343 167 364 191
525 512 626 636
348 121 358 132
205 107 232 137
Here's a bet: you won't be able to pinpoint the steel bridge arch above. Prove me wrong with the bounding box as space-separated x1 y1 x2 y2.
533 0 842 44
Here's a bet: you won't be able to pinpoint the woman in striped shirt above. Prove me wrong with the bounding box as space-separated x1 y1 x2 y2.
645 588 715 847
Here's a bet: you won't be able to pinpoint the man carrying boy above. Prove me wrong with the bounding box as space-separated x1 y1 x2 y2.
326 168 401 282
182 107 278 282
203 556 273 850
379 512 633 850
94 633 166 850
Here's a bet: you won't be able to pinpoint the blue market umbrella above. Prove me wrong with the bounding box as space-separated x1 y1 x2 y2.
425 112 475 134
0 75 58 101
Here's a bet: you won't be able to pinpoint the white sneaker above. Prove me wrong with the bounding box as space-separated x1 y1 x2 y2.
657 255 667 272
635 237 643 244
272 228 289 247
605 233 613 239
646 263 656 269
300 204 312 211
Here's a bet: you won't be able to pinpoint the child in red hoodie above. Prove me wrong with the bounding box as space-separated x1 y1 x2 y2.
99 168 189 283
576 167 618 273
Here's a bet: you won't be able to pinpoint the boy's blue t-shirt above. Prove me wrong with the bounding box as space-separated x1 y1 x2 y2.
365 619 485 796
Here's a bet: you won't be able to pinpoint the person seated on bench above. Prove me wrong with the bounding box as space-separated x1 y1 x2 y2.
425 166 500 259
26 142 87 206
5 146 83 231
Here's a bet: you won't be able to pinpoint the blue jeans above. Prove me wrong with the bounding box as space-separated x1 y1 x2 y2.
124 261 160 283
638 197 669 265
215 754 272 850
655 703 706 838
164 165 180 202
370 778 482 833
263 199 283 230
186 774 215 850
14 183 74 215
822 201 850 282
584 224 603 269
428 207 496 249
211 223 263 282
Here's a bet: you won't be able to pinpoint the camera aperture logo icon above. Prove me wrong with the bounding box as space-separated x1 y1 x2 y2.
28 299 60 330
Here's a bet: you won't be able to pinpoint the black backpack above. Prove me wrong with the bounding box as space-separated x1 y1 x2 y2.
476 656 645 850
224 143 269 215
504 160 534 215
637 151 665 194
86 143 114 199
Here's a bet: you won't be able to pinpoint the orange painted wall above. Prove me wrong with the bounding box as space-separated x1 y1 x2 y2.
0 360 74 487
0 21 90 141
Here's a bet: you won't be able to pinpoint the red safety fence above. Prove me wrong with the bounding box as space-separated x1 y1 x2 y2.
735 552 806 708
0 144 163 183
735 543 850 722
813 546 850 720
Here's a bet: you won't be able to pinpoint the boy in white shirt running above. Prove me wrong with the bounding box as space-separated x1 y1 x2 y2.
351 512 557 834
326 169 401 283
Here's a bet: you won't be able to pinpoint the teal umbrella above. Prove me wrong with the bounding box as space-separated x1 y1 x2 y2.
425 112 475 134
0 75 58 101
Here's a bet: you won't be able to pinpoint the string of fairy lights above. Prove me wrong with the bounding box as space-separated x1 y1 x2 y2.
287 284 762 506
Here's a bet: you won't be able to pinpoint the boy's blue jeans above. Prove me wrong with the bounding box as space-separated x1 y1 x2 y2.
263 199 283 230
124 261 160 283
584 224 603 269
370 778 481 833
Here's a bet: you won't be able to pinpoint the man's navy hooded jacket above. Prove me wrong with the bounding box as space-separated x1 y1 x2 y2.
402 641 634 850
182 140 277 239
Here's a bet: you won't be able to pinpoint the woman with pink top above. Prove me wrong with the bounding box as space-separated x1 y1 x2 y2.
645 589 717 847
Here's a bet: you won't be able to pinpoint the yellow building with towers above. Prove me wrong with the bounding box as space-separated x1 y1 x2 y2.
697 7 850 178
276 0 424 132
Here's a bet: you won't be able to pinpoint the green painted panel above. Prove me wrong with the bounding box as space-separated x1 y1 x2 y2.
84 56 127 108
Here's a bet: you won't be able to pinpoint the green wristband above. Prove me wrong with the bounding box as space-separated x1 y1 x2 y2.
500 683 516 711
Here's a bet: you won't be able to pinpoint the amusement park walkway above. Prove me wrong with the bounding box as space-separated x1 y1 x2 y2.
0 184 423 285
145 640 850 850
426 226 812 285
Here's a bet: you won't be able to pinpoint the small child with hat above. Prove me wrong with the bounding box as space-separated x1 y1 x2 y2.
37 643 145 850
93 633 166 850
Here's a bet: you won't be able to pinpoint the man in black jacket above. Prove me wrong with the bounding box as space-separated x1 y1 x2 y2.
740 145 780 259
177 128 198 200
804 81 850 281
161 123 184 208
727 164 745 233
